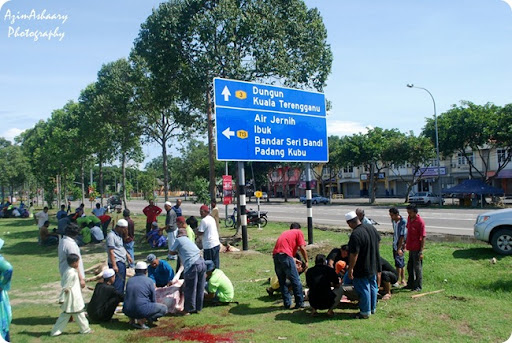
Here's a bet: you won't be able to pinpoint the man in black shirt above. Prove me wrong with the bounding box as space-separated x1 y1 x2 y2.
326 244 349 268
345 211 380 319
379 257 398 300
87 269 124 322
306 254 343 317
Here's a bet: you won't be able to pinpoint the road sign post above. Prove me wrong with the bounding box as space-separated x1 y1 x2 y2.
214 78 328 246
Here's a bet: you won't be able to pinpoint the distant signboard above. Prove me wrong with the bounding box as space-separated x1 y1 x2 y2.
415 167 446 177
222 175 233 205
214 78 328 162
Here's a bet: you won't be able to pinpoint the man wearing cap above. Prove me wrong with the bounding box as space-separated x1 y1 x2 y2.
146 254 175 288
58 223 85 289
87 269 124 322
198 205 221 269
345 211 380 319
169 222 206 314
106 219 132 294
164 201 178 260
204 260 234 303
124 261 168 329
272 222 308 309
143 200 162 235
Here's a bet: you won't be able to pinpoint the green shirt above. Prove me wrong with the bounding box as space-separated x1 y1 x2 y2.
186 225 196 242
208 269 234 302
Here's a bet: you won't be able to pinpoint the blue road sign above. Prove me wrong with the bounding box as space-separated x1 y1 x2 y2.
214 78 328 162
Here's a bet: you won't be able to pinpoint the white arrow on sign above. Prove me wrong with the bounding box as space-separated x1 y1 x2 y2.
222 127 235 139
221 86 231 101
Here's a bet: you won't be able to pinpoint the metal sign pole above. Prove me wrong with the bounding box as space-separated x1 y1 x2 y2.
306 163 313 244
238 161 248 250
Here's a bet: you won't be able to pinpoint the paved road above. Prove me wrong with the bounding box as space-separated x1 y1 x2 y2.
82 197 494 237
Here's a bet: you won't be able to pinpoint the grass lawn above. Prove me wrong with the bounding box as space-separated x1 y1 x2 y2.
2 209 511 343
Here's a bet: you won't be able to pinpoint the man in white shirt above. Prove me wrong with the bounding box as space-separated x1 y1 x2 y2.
197 205 221 269
35 206 49 228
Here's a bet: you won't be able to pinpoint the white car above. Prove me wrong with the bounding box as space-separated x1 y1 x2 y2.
474 208 512 255
409 192 444 205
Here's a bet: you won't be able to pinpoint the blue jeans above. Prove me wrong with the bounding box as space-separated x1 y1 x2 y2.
204 245 220 269
273 253 303 308
352 274 377 316
124 241 135 268
108 261 126 294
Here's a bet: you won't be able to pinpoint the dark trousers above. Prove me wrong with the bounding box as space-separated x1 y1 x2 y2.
203 245 220 269
407 251 423 290
147 303 168 321
273 253 303 308
108 261 126 294
183 258 206 313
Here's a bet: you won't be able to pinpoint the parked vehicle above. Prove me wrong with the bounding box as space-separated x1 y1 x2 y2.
474 208 512 255
299 193 329 205
225 207 268 228
408 192 444 205
107 195 122 208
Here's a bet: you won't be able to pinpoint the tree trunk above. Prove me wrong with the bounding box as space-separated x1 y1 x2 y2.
369 163 375 204
207 89 216 202
122 153 127 209
284 167 289 202
81 163 86 205
99 158 104 206
56 174 61 209
162 139 169 202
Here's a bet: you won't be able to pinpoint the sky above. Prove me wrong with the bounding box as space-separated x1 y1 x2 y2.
1 0 512 167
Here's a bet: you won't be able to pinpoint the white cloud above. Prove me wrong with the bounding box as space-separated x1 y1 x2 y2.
326 119 371 137
1 128 25 143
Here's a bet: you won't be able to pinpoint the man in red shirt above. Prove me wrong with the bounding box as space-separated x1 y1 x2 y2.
143 200 163 235
405 204 426 291
272 222 309 309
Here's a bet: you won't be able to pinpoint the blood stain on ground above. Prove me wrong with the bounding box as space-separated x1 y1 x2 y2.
136 323 251 342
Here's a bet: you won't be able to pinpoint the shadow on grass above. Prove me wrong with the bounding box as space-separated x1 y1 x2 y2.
478 279 512 293
228 303 282 315
452 247 497 260
12 315 56 326
3 241 57 256
274 310 354 323
0 219 35 227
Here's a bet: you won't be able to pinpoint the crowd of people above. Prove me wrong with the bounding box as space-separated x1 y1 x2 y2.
0 197 428 340
46 198 234 336
269 205 426 319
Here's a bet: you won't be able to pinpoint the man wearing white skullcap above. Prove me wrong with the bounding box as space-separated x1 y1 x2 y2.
106 219 132 294
86 268 124 322
345 210 381 319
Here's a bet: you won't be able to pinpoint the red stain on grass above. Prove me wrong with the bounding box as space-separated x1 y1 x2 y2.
136 323 250 342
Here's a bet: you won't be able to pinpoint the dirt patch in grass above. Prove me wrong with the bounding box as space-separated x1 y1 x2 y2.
131 321 251 342
10 280 95 306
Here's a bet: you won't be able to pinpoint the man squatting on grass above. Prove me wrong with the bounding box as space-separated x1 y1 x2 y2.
272 222 309 309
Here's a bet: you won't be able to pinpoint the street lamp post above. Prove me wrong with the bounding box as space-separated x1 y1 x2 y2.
407 83 443 206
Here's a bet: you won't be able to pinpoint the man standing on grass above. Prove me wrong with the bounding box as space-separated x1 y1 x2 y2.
172 199 183 217
346 211 379 319
58 223 85 289
198 205 221 269
389 207 407 286
272 222 308 309
106 219 132 294
164 201 178 260
405 204 426 292
143 200 162 235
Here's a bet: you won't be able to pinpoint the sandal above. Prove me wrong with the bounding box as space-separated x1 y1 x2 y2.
382 294 392 300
